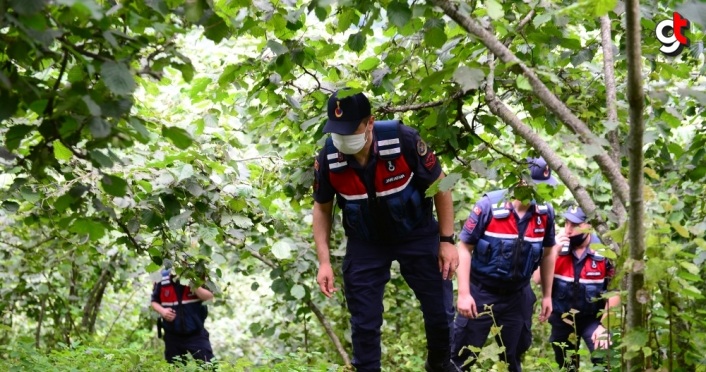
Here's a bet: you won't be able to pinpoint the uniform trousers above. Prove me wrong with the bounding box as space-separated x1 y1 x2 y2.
451 282 536 372
343 235 455 372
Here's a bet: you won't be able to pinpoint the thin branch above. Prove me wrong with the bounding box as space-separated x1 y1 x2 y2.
236 241 352 366
59 37 109 61
455 97 516 161
44 52 69 117
600 14 627 224
117 219 142 252
429 0 629 208
378 89 469 114
307 299 351 366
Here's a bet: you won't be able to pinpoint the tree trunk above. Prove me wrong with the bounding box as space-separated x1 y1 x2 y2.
625 0 647 370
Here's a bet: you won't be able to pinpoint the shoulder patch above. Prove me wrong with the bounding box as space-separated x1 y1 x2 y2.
417 139 428 156
423 152 437 170
473 206 482 215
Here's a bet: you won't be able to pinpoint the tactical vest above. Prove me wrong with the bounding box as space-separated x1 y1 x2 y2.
325 120 427 241
471 200 548 287
158 270 208 336
552 248 608 316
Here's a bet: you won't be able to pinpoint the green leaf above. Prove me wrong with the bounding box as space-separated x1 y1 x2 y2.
359 57 380 71
516 75 531 90
55 0 103 20
146 262 160 273
0 92 19 122
162 126 193 150
452 67 485 91
593 0 617 16
6 125 34 151
184 0 204 22
82 96 102 116
290 284 305 299
271 278 287 294
202 13 230 43
9 0 46 15
101 61 136 96
89 150 114 168
89 117 111 138
271 240 292 259
267 40 289 56
679 261 699 275
2 201 20 212
533 13 552 28
52 140 72 161
168 210 193 230
424 22 447 48
486 0 504 20
388 1 412 29
101 175 128 197
671 222 690 238
177 164 194 183
439 173 461 192
347 32 366 52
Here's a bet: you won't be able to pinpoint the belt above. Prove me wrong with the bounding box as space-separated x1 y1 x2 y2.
475 282 528 296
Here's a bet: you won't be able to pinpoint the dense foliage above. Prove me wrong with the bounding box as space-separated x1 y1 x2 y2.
1 0 706 370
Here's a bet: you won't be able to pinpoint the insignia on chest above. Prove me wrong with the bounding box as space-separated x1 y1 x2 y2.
534 228 545 233
586 271 603 277
384 174 406 184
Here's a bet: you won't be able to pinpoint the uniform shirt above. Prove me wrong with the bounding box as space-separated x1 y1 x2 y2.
459 194 556 249
313 123 442 241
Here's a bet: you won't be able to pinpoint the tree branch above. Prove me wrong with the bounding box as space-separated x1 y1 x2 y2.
233 241 352 366
307 299 351 366
44 52 69 117
485 57 617 250
378 89 469 114
429 0 629 208
600 14 627 224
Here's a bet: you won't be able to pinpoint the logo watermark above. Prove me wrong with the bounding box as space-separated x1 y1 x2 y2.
656 12 690 56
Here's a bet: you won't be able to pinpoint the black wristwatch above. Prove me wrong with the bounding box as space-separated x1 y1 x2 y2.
439 234 456 244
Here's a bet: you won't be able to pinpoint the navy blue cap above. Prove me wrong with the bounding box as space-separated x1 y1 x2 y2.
322 90 371 135
528 157 558 186
564 205 587 224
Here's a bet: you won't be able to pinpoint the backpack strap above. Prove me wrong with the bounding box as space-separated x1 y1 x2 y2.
324 138 347 174
373 120 401 160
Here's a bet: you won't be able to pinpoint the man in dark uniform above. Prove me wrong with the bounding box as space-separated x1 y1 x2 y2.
548 206 618 370
451 157 558 372
312 90 459 372
151 264 214 364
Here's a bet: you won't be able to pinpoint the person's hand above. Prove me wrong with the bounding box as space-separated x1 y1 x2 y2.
555 230 569 248
591 324 611 349
538 296 552 322
438 242 459 280
457 292 477 319
316 262 338 298
161 308 176 322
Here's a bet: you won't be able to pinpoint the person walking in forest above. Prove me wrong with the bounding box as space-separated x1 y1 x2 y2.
151 262 215 364
451 157 558 372
544 205 619 370
312 89 459 372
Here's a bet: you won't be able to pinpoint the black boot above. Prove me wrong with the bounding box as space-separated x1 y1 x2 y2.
425 349 461 372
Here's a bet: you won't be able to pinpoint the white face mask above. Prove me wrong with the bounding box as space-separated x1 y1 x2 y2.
331 130 368 155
